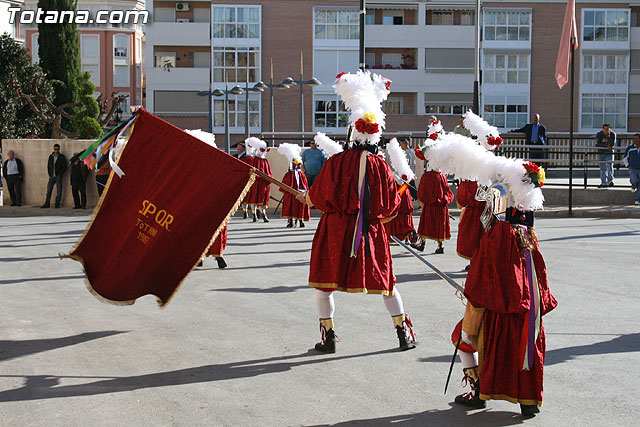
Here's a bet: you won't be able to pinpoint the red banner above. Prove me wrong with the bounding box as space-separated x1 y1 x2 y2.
64 109 255 305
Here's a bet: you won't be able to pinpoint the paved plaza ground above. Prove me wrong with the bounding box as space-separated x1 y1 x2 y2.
1 212 639 426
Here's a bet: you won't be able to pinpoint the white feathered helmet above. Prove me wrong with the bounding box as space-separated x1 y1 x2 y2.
245 136 268 158
277 143 302 166
334 70 391 145
185 129 217 148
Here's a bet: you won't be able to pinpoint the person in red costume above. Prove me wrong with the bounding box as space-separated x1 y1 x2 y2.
236 142 253 219
452 207 557 418
297 71 417 353
415 117 454 254
385 177 416 243
197 225 228 269
277 143 310 228
245 137 273 223
456 179 485 269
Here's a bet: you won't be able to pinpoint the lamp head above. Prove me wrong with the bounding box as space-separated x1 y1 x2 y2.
306 77 322 86
212 89 225 97
281 77 296 86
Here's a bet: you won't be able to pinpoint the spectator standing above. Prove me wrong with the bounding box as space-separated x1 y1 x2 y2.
2 150 25 206
623 134 640 205
41 144 67 208
235 142 247 160
301 140 326 187
595 124 617 188
511 114 547 163
453 116 473 138
95 154 111 197
69 153 89 209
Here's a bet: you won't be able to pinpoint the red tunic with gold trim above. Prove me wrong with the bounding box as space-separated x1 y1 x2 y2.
207 224 227 257
463 221 557 406
240 155 255 205
280 168 311 220
308 148 400 295
384 182 415 240
247 157 272 207
416 170 454 241
456 180 486 259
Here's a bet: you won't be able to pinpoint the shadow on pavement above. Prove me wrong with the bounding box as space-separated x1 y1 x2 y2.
309 404 526 426
539 230 639 242
545 333 640 366
0 256 64 263
0 331 126 362
0 348 398 402
0 274 85 286
209 285 308 294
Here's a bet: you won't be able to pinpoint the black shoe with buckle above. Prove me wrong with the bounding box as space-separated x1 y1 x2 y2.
454 368 486 409
520 404 540 418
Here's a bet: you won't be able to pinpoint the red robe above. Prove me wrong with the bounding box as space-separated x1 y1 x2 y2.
456 180 486 259
308 149 400 295
240 155 255 205
417 170 454 241
464 221 558 406
207 224 227 257
384 183 415 240
247 157 272 207
280 168 311 221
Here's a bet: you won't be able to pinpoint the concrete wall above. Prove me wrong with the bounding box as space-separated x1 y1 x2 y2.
2 139 101 208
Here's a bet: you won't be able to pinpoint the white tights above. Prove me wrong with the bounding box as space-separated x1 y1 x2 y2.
316 289 405 319
459 351 478 369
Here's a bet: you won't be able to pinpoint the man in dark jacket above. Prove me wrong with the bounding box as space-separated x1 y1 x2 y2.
511 114 547 163
595 124 617 188
41 144 67 208
69 152 89 209
2 150 25 206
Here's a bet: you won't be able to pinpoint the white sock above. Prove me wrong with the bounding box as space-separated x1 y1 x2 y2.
383 289 404 317
459 351 478 369
316 290 335 319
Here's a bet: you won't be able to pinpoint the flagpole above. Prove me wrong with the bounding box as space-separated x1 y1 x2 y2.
569 36 575 217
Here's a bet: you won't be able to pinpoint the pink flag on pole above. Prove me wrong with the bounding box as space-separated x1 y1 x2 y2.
555 0 578 88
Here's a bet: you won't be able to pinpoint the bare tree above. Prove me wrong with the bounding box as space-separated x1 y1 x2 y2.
97 92 129 127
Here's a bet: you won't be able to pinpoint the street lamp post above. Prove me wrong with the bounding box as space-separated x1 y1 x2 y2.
197 84 244 153
245 80 267 137
264 58 294 133
287 52 322 134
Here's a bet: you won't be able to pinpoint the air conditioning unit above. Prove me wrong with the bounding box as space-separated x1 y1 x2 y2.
176 3 189 12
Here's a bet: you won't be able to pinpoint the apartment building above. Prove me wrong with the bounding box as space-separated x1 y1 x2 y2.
21 0 145 118
145 0 640 142
0 0 24 44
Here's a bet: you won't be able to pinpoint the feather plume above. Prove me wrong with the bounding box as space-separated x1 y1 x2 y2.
314 132 343 158
185 129 217 148
276 143 302 163
387 138 415 183
463 110 502 151
245 136 268 158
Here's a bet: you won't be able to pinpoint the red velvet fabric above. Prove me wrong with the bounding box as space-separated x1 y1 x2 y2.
451 319 476 354
207 224 227 256
280 169 310 220
308 149 400 294
417 171 454 241
464 221 558 405
247 157 272 207
68 110 253 305
385 183 415 240
456 180 486 259
240 156 255 205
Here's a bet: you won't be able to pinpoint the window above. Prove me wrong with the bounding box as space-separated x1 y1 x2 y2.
384 97 404 115
114 66 129 87
381 53 402 68
582 54 628 84
113 34 129 87
484 11 531 41
426 48 474 70
31 33 39 64
425 104 471 115
583 9 629 42
484 103 528 128
483 53 528 84
461 11 475 26
155 52 176 70
432 11 454 25
365 14 375 25
212 6 260 38
81 34 100 86
213 47 260 83
213 96 260 128
154 7 175 22
315 9 359 40
314 96 349 129
365 52 375 68
194 8 210 23
115 92 130 117
154 90 208 113
194 52 210 68
581 93 626 129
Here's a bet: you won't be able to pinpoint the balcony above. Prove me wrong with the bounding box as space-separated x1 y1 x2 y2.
366 25 420 48
423 26 475 48
151 67 210 91
149 22 210 46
